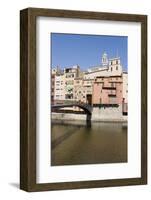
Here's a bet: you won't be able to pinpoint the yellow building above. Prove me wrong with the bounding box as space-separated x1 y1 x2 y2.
64 65 80 100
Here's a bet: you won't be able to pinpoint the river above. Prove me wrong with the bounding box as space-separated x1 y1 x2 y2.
51 120 127 166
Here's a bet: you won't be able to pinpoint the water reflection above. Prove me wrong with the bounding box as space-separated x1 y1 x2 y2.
51 120 127 166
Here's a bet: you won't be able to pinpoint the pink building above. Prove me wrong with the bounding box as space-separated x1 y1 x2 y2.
92 76 123 104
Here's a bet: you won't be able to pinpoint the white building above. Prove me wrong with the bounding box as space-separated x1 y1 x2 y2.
84 52 122 79
54 74 65 101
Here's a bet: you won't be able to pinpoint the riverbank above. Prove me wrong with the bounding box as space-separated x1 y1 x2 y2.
52 112 128 122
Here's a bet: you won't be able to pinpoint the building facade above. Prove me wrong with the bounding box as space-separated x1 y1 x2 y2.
51 74 55 103
84 53 122 80
54 74 65 101
83 79 94 104
74 78 84 102
52 52 127 109
73 78 94 104
92 76 123 104
122 72 128 103
64 65 80 100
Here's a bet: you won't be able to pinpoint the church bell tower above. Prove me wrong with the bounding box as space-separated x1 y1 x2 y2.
101 52 108 66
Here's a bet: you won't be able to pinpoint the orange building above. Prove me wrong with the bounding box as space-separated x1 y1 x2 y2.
92 76 123 105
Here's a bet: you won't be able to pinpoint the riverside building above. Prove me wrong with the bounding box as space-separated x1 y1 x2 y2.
64 65 80 100
92 76 123 104
54 73 65 101
52 52 128 107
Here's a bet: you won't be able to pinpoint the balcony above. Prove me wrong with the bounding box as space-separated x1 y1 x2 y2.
102 86 116 90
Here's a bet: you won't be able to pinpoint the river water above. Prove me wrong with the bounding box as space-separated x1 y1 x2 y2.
51 120 127 166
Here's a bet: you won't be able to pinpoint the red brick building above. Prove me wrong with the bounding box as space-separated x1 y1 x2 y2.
92 76 123 104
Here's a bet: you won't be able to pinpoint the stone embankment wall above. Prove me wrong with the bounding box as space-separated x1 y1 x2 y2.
52 104 127 122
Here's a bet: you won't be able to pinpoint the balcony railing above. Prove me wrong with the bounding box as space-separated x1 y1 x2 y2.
102 86 116 90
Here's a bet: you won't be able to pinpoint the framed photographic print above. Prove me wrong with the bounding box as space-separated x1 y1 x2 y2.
20 8 147 191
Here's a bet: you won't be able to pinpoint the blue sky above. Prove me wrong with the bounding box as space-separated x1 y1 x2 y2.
51 33 128 71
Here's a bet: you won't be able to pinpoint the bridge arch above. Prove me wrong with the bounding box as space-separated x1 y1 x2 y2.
51 103 92 115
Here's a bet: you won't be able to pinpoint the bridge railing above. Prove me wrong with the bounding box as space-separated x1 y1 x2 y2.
52 99 88 106
51 100 93 114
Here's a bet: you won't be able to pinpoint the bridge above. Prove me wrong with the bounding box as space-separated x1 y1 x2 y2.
52 103 92 115
51 101 127 123
51 101 92 124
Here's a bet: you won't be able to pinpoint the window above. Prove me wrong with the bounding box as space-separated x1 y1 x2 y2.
111 67 112 71
116 60 118 64
116 66 118 70
109 96 116 104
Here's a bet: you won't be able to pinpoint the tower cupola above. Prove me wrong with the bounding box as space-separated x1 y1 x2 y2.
101 52 108 66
